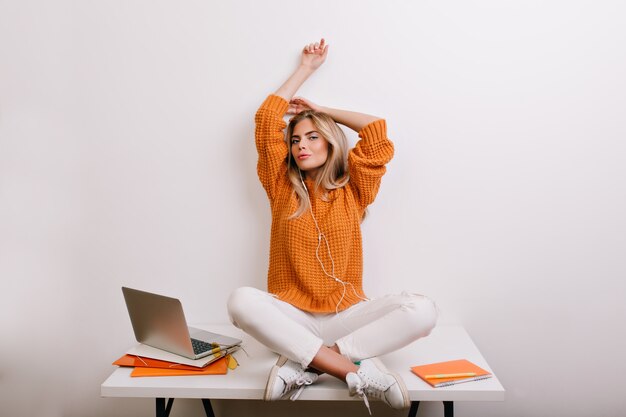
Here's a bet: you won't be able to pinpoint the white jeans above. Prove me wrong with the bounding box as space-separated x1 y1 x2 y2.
227 287 438 369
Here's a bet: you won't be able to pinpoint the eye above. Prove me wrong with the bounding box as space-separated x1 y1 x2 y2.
309 136 318 140
291 138 300 145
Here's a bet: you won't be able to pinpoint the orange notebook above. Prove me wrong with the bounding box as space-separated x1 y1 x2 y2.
411 359 492 387
130 356 228 377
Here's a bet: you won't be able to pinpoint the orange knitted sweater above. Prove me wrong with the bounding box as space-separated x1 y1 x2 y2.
255 95 394 313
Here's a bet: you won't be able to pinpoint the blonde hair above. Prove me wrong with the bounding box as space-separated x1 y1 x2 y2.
286 111 349 218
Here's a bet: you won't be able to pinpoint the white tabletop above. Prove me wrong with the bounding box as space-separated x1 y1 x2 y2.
101 324 505 402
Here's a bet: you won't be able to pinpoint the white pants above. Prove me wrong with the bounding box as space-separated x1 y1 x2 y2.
227 287 438 369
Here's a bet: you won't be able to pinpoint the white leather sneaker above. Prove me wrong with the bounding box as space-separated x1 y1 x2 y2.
346 358 410 413
264 355 319 401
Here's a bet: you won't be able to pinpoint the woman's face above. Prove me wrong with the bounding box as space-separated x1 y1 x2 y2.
290 118 329 178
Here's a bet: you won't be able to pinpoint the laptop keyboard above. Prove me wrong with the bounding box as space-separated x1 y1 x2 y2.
191 338 218 355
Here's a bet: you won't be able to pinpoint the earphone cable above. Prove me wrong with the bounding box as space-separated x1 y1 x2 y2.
299 170 369 314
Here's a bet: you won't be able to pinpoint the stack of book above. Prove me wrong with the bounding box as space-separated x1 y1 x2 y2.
114 344 240 377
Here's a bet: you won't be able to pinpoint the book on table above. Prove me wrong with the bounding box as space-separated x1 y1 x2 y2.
411 359 492 387
124 343 239 368
113 346 240 377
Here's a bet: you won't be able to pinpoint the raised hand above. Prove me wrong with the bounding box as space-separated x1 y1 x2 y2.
300 38 328 71
275 38 329 101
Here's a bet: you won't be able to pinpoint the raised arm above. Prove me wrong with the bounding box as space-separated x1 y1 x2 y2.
288 97 382 133
275 39 328 101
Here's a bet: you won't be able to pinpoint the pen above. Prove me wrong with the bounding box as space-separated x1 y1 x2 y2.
425 372 477 379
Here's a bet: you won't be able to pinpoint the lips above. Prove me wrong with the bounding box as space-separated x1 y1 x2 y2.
297 154 311 160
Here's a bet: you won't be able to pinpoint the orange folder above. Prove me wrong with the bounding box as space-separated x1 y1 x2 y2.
130 356 228 377
411 359 492 387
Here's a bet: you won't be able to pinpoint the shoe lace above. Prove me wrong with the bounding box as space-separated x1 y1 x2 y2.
352 379 372 415
288 374 317 401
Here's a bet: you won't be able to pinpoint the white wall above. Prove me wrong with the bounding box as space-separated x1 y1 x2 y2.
1 1 625 416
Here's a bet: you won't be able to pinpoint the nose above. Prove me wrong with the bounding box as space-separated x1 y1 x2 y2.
298 141 306 150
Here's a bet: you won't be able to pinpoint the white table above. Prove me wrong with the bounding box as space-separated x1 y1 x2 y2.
101 324 504 417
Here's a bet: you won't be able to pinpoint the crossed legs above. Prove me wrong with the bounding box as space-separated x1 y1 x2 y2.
227 287 438 379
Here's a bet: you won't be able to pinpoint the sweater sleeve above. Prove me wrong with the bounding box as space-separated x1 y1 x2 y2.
347 119 394 209
255 95 290 201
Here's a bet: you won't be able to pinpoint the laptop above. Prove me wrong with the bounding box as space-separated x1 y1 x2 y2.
122 287 242 360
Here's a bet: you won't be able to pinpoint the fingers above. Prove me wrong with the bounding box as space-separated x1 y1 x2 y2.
287 100 301 114
303 38 328 54
295 97 312 106
288 97 315 114
290 97 308 107
319 38 327 53
290 96 319 113
288 100 303 113
287 101 301 114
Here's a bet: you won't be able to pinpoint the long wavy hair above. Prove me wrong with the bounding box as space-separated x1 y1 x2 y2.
286 111 349 218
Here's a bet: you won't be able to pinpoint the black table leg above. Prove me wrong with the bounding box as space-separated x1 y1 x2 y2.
443 401 454 417
202 399 216 417
155 398 174 417
408 401 420 417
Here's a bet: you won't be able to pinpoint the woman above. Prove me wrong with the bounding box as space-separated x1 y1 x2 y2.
227 39 437 412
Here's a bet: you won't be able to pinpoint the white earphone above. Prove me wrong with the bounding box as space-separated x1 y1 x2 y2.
298 169 369 313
